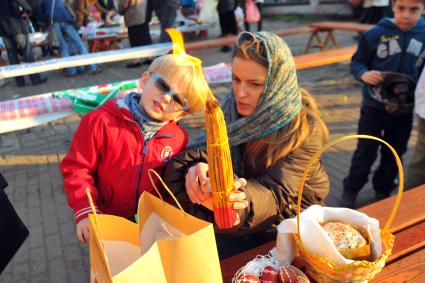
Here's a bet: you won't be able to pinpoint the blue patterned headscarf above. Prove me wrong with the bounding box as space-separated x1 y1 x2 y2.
189 31 302 174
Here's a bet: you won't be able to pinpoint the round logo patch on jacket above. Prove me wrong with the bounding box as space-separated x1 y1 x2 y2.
160 146 173 162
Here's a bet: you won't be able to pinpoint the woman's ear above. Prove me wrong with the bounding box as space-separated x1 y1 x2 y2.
138 72 151 90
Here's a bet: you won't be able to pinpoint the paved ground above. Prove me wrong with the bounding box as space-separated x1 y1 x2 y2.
0 16 417 282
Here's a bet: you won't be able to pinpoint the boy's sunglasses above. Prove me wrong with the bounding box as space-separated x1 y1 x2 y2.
151 74 189 111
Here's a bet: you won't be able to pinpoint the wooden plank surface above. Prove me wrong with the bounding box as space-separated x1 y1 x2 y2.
185 26 316 51
388 220 425 263
294 45 356 70
310 21 374 32
358 184 425 233
372 248 425 282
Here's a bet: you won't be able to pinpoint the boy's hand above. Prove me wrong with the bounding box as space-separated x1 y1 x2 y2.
361 71 384 85
76 218 90 243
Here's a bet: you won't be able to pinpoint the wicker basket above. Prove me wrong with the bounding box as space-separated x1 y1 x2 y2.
294 134 403 282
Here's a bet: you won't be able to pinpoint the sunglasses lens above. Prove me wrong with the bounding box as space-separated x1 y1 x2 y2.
237 32 254 46
173 94 186 107
152 74 189 111
153 75 170 93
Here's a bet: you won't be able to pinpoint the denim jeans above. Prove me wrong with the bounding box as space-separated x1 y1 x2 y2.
53 22 97 75
3 33 42 86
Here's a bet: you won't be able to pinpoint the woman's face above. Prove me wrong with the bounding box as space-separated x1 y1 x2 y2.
232 56 267 116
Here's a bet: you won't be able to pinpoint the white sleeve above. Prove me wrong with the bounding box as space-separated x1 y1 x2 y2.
415 68 425 119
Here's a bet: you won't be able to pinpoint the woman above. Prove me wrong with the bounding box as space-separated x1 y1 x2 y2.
164 31 330 258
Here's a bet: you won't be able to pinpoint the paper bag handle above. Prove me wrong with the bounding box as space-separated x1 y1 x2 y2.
86 188 107 253
148 169 186 214
296 134 404 243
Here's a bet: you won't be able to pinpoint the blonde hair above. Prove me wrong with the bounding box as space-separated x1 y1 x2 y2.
244 89 329 174
148 54 210 113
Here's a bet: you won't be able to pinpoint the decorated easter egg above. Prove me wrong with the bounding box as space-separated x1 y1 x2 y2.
260 265 278 283
278 266 299 283
235 273 261 283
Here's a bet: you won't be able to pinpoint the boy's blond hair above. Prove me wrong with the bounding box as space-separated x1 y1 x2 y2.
148 54 210 113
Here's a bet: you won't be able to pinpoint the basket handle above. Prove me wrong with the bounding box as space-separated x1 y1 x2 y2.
296 134 404 242
147 169 186 214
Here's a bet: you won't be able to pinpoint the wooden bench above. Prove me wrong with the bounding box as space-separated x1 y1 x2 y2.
294 45 356 70
220 184 425 282
186 26 317 52
305 21 374 53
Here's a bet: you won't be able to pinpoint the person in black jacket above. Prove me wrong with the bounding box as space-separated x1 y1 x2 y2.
163 31 330 259
0 171 29 273
0 0 47 87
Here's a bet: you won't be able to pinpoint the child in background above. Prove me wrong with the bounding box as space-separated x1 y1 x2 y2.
61 54 209 243
342 0 425 207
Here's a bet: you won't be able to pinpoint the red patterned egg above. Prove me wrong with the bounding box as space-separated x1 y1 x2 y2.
260 265 278 283
236 273 261 283
278 266 299 283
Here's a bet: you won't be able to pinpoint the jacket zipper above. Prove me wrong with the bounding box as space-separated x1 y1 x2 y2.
129 118 176 213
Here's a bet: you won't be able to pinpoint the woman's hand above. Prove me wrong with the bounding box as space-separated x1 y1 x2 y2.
185 162 210 207
185 163 249 214
361 70 384 85
76 218 90 243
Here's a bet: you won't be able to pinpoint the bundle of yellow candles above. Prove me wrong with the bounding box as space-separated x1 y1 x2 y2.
205 99 236 229
167 29 236 229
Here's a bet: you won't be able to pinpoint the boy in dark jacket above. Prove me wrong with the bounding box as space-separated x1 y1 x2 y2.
342 0 425 207
61 54 209 243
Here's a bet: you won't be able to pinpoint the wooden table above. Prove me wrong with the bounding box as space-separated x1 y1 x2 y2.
220 184 425 282
305 21 374 53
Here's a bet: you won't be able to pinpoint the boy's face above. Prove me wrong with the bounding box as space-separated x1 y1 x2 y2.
392 0 425 31
138 72 187 122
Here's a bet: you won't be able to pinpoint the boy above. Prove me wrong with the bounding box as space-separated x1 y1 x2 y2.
342 0 425 207
61 54 209 243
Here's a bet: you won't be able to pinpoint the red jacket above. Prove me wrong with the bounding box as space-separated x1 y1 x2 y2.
61 99 188 223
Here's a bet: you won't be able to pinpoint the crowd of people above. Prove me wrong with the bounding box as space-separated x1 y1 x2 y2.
1 0 425 268
59 0 425 260
0 0 265 84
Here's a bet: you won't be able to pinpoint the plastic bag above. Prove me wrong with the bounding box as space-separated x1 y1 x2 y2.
245 0 260 23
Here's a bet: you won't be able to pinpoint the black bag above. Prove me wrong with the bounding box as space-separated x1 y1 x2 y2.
47 0 60 49
369 72 416 116
47 25 60 48
0 172 29 274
